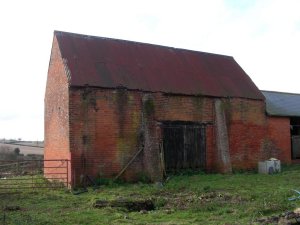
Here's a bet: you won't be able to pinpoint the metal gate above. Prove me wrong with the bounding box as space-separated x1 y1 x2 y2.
162 122 206 172
0 160 69 192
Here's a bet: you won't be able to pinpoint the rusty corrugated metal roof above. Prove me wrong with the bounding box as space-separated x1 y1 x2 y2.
262 91 300 117
54 31 264 100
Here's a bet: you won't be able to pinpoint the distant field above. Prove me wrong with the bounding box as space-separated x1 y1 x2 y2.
0 143 43 155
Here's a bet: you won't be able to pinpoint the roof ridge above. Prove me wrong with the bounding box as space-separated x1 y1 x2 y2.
54 30 233 58
261 90 300 96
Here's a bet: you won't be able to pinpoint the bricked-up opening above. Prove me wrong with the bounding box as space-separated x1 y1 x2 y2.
161 121 206 173
291 117 300 159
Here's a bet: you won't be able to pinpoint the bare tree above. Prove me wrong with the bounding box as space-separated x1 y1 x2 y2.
14 148 20 155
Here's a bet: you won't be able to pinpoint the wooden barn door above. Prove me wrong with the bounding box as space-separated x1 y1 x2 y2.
162 122 206 173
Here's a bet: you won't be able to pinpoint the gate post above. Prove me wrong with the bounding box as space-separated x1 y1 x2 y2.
66 160 69 188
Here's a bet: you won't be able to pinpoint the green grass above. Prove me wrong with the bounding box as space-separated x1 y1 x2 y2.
2 165 300 224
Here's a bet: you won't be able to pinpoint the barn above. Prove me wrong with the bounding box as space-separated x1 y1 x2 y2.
44 31 291 186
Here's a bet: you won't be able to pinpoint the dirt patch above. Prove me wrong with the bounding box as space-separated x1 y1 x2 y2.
94 191 244 212
94 198 155 212
4 206 21 211
157 190 244 210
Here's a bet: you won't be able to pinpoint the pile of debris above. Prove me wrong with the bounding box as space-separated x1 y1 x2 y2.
256 209 300 224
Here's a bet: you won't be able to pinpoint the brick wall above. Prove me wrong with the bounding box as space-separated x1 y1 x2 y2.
225 98 268 170
44 36 71 185
68 88 286 183
266 116 291 163
226 99 291 169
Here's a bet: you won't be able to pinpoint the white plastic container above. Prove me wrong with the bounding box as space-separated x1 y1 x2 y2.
258 158 281 174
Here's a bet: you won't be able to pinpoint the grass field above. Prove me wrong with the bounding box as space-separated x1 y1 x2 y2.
2 165 300 224
0 143 43 156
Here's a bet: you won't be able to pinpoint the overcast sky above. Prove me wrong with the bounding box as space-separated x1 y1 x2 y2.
0 0 299 141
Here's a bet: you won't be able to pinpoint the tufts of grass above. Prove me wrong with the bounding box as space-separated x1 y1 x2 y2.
1 165 300 224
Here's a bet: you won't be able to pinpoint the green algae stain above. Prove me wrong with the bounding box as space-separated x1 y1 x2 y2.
131 110 140 130
144 98 155 117
115 101 142 166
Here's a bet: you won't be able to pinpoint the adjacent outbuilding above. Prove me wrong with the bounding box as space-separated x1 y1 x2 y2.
262 91 300 160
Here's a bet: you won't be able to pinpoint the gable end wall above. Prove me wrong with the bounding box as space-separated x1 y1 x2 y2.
44 36 71 185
